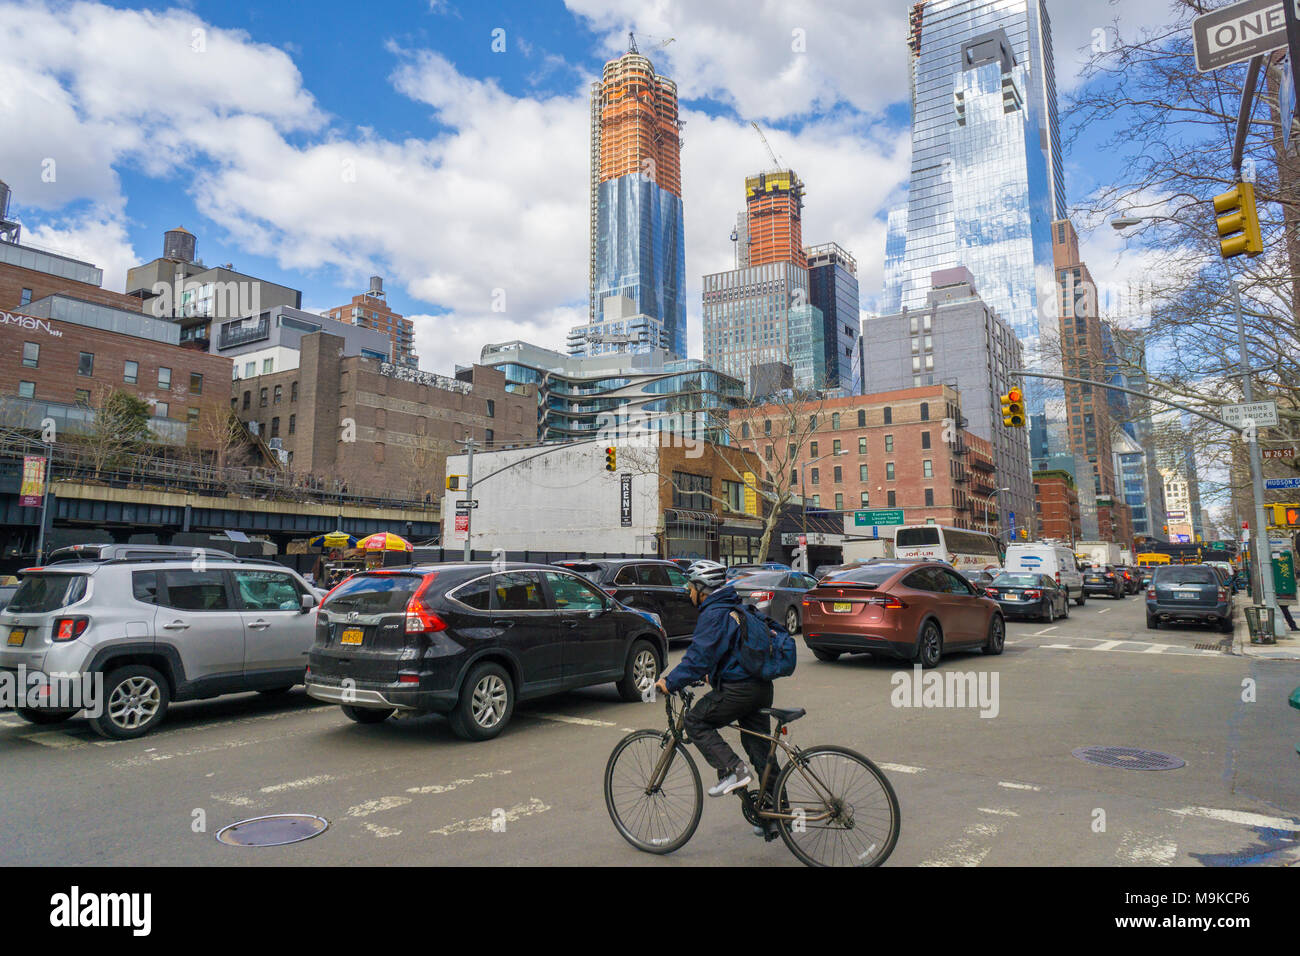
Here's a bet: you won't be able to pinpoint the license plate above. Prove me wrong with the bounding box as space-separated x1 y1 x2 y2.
340 627 364 645
7 628 24 647
1174 591 1198 601
1087 577 1102 583
830 602 852 613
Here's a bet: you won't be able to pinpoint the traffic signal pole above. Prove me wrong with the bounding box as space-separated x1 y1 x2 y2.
462 438 474 562
1233 280 1285 636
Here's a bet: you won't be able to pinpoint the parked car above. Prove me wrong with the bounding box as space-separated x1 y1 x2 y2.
45 543 239 564
985 572 1069 622
0 556 318 739
1146 564 1233 633
1003 543 1085 605
1205 561 1237 593
725 562 790 581
551 559 697 641
731 569 820 634
800 561 1004 668
306 563 668 741
667 558 695 570
1113 565 1142 594
1082 564 1126 599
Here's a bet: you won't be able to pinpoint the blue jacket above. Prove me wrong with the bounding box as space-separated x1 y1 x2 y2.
663 584 752 692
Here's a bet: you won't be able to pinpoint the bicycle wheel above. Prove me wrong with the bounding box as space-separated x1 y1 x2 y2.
773 745 900 867
604 730 703 854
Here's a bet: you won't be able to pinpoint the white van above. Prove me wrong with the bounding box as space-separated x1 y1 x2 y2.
1003 543 1086 605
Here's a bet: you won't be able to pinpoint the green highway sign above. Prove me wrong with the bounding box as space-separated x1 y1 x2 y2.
854 509 905 527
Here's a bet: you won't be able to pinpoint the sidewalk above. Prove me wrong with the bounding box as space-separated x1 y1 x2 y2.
1231 594 1300 661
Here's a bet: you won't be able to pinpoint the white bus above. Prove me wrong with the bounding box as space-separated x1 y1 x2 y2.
893 525 1003 571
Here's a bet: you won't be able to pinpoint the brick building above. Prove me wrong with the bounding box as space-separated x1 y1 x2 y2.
234 333 534 501
324 277 418 369
1034 469 1081 543
1 241 144 315
0 305 233 448
730 384 998 532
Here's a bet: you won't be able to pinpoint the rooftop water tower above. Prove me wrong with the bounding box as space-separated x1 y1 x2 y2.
163 226 197 263
0 180 20 244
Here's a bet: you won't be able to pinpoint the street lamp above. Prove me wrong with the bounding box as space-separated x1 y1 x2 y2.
1113 214 1285 636
980 486 1011 535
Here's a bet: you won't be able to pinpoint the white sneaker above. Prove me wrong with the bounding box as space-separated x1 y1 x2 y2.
708 764 752 797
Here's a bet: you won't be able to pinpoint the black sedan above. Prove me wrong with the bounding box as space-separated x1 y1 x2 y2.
984 572 1070 622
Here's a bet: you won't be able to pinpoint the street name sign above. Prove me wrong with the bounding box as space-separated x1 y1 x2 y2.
1265 477 1300 489
1264 447 1297 459
853 508 904 527
1221 400 1279 428
1193 0 1297 71
454 499 478 512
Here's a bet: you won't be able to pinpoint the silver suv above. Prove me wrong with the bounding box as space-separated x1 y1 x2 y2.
0 557 319 739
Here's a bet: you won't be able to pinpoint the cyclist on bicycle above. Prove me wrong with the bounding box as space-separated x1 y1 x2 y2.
654 560 778 816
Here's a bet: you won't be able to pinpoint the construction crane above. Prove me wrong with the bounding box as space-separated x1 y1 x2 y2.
628 31 675 53
750 121 783 169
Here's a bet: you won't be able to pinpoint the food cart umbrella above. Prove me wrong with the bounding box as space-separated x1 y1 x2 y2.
309 531 359 549
358 532 414 552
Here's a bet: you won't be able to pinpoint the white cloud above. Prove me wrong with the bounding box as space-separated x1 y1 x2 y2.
20 209 138 292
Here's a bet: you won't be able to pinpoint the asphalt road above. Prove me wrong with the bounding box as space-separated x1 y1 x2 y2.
2 591 1298 867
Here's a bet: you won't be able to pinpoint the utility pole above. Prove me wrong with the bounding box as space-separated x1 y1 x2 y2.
460 436 475 562
1232 280 1285 636
34 439 52 563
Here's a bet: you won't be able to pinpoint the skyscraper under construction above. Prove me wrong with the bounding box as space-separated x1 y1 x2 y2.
568 35 686 359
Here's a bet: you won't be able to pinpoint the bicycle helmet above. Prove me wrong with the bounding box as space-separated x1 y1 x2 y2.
686 560 727 590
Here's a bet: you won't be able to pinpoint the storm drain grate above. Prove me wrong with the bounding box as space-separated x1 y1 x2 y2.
1194 640 1232 652
1071 746 1186 771
216 813 329 847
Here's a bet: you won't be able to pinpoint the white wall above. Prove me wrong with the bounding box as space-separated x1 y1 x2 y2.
441 442 663 554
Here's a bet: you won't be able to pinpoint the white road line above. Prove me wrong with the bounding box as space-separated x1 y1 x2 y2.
1166 806 1300 833
363 823 402 839
919 821 1004 866
1098 608 1111 615
977 807 1020 817
878 762 925 774
523 713 617 728
1141 644 1165 654
430 797 551 836
19 731 85 749
1032 626 1058 636
1117 831 1178 865
406 769 512 795
1037 642 1224 658
261 774 336 794
998 781 1042 791
346 796 412 818
1093 640 1121 651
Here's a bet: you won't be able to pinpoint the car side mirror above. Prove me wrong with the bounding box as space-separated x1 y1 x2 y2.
301 592 318 613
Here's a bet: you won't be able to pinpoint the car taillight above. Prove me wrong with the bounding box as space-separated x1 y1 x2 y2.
865 594 906 610
801 599 811 607
1146 589 1156 599
749 590 774 602
1024 590 1041 600
52 617 89 642
1104 572 1114 579
985 588 998 598
1055 571 1061 584
1218 587 1228 601
405 574 447 634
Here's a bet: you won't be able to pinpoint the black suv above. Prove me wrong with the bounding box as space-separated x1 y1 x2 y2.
552 559 698 641
306 563 668 741
1082 564 1126 599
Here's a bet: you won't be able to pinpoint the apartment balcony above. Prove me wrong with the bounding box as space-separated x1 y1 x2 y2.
970 456 995 473
951 439 968 456
954 471 970 484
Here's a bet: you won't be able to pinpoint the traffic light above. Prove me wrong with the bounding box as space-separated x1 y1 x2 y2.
1271 503 1300 527
1212 182 1263 259
604 446 617 472
1000 388 1026 428
446 475 462 491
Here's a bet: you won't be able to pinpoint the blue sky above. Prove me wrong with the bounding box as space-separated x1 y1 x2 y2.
1 0 1171 371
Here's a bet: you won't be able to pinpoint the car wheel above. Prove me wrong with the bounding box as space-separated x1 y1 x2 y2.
1075 589 1086 607
341 705 394 724
811 648 841 662
1060 596 1070 619
1146 614 1159 630
89 665 170 740
1043 601 1055 624
785 606 800 634
616 639 660 702
982 615 1005 656
448 661 514 741
15 707 78 725
1218 617 1234 634
915 621 943 668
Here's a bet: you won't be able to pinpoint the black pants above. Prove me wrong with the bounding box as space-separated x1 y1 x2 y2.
683 679 776 781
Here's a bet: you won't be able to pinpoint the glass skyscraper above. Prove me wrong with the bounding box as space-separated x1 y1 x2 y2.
884 0 1065 453
806 242 861 394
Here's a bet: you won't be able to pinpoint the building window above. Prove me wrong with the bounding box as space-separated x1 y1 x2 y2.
486 428 494 444
188 407 200 425
858 436 867 454
920 402 929 421
887 490 896 507
273 385 282 404
124 360 139 385
884 434 893 453
259 388 268 407
271 417 280 438
883 407 892 424
833 439 841 455
672 471 712 511
242 391 251 410
21 342 39 368
835 493 844 511
833 466 842 483
764 445 773 460
860 491 869 507
859 464 868 481
831 412 840 430
811 495 820 507
20 288 32 305
291 380 299 402
921 431 930 449
923 460 933 478
244 362 255 378
810 468 820 485
810 441 819 457
262 358 273 374
486 399 495 418
187 372 203 395
154 401 169 418
157 366 171 389
925 488 934 507
741 422 751 438
886 462 895 481
18 381 35 398
857 409 866 427
78 352 94 376
722 479 745 512
75 389 90 406
288 414 296 435
763 419 771 435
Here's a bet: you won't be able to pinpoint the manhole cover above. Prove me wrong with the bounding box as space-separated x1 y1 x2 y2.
1072 746 1185 771
216 814 329 847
